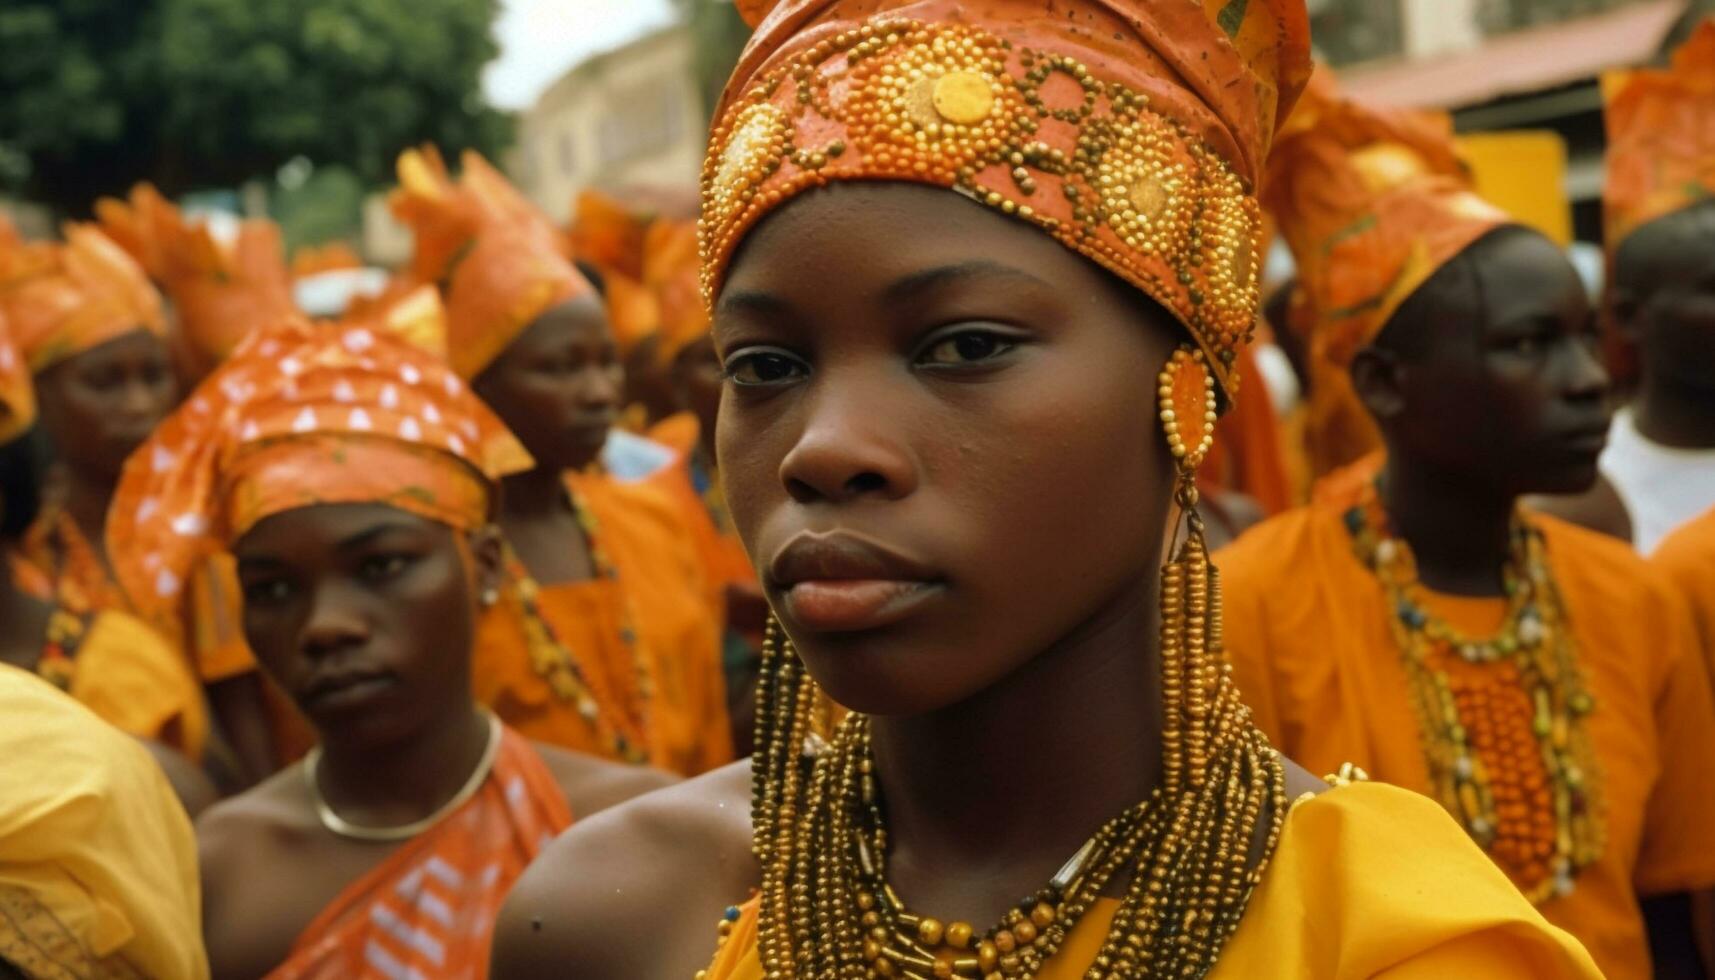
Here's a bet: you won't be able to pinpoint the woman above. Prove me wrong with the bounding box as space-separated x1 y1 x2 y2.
0 222 177 618
0 315 210 802
492 1 1602 976
109 312 672 979
392 148 732 777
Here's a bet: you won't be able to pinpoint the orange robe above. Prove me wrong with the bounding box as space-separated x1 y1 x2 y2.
1203 346 1294 517
7 552 208 761
473 472 732 777
265 726 571 979
1654 506 1715 691
646 412 759 606
702 782 1602 978
19 507 132 616
1216 484 1715 980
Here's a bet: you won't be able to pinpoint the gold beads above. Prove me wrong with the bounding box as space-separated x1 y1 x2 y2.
1158 346 1218 469
700 19 1263 400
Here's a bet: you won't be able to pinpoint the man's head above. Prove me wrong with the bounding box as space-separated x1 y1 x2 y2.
1610 199 1715 399
1352 226 1610 497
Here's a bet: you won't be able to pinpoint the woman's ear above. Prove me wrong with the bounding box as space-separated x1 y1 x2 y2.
1349 344 1406 423
467 524 505 606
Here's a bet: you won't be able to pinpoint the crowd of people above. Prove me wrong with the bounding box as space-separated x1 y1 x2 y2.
3 0 1715 977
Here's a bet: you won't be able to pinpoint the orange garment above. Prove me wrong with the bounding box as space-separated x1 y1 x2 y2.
642 220 708 367
390 147 593 380
703 782 1602 979
64 608 209 762
18 506 132 615
1604 18 1715 253
94 184 294 380
264 726 572 979
1263 70 1506 479
290 242 364 281
567 190 651 282
474 472 731 777
1216 475 1715 980
708 0 1313 400
1203 345 1294 516
1654 506 1715 693
0 308 35 444
647 412 757 602
0 221 165 373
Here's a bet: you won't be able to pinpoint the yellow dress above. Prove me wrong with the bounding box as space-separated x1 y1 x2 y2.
702 783 1602 978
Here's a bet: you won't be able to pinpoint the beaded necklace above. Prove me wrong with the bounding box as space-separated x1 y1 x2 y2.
21 506 125 615
742 510 1291 979
1345 481 1604 902
501 485 652 765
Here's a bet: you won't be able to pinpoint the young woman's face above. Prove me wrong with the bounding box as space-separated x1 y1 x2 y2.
234 503 497 743
474 296 623 474
715 183 1181 717
35 329 177 485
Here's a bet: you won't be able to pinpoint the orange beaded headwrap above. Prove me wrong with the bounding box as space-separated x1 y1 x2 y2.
94 184 296 380
391 147 595 379
108 310 532 631
703 0 1312 398
0 221 166 373
1604 18 1715 254
1262 71 1510 474
0 310 36 446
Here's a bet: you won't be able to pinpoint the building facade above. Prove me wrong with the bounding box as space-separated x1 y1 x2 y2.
512 25 705 223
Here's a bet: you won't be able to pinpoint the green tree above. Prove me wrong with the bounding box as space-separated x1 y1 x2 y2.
0 0 510 218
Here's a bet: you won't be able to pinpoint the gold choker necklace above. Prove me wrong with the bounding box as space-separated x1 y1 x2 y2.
305 712 502 842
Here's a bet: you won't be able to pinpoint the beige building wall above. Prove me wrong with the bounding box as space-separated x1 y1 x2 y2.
514 25 705 224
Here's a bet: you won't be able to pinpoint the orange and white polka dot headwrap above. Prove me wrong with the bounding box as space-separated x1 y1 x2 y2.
109 303 532 632
703 0 1313 399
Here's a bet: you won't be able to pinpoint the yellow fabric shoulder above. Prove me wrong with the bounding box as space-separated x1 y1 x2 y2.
704 783 1600 978
68 609 209 761
0 664 208 980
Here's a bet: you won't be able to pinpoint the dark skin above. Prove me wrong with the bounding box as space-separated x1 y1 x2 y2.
33 329 178 570
472 296 621 587
1611 200 1715 450
197 503 672 980
491 182 1324 978
623 333 682 427
1353 227 1712 974
1351 227 1610 595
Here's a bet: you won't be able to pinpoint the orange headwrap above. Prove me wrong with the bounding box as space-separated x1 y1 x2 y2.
567 190 654 282
391 147 594 379
290 242 364 280
1263 70 1508 475
703 0 1312 397
0 310 36 445
644 219 710 366
1604 18 1715 254
0 221 166 373
109 311 532 631
94 184 296 379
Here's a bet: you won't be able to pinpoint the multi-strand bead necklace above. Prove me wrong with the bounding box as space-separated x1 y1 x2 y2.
1346 483 1603 901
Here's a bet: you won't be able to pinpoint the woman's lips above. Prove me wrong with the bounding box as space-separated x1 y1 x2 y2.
782 579 943 633
769 531 944 633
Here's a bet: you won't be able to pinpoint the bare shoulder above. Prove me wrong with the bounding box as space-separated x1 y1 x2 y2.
530 742 680 818
195 766 316 978
492 758 756 979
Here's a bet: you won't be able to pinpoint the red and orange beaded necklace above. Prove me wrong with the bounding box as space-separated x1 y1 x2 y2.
1345 480 1604 902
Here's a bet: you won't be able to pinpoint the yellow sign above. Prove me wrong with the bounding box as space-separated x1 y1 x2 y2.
1456 130 1573 247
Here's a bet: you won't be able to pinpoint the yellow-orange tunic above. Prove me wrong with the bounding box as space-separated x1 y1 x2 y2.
263 726 570 979
1653 506 1715 693
1216 481 1715 980
473 472 732 777
702 782 1601 979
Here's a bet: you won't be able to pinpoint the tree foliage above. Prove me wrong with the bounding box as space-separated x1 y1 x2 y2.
0 0 510 218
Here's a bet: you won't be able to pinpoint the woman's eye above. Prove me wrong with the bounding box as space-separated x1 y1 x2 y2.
725 351 807 387
359 554 414 581
919 330 1018 367
242 579 293 605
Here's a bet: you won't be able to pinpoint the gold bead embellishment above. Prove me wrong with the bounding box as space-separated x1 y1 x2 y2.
1158 346 1218 468
699 20 1264 397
